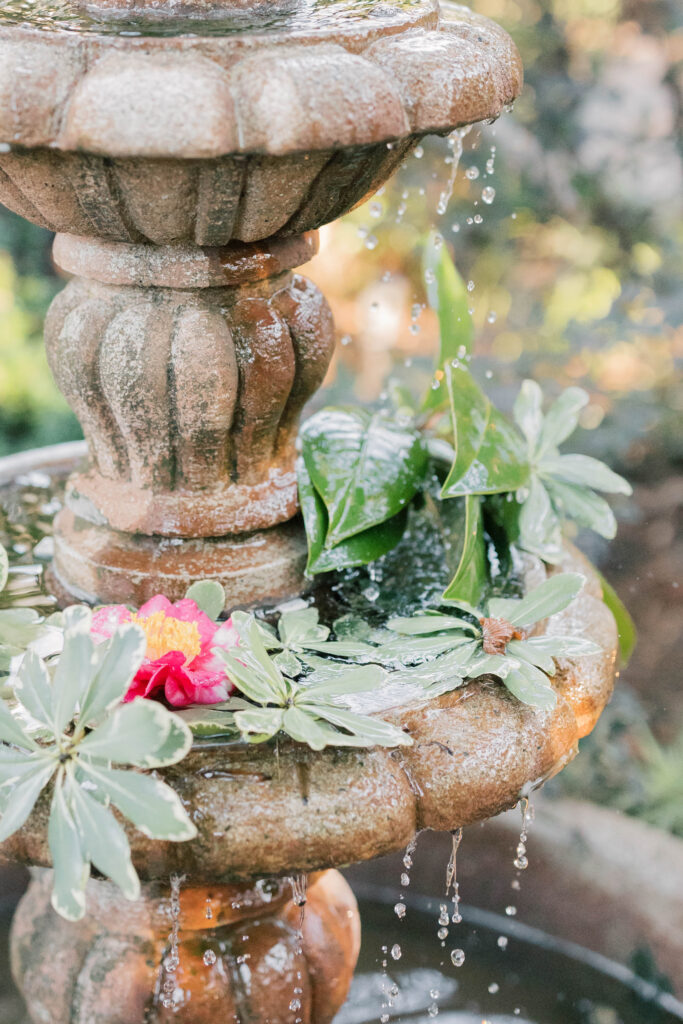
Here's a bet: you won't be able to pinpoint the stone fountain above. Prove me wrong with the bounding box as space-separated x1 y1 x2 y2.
0 0 618 1021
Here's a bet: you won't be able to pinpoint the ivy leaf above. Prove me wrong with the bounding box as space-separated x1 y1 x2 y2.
298 457 408 574
442 495 487 606
184 581 225 621
601 574 637 666
48 780 90 921
81 764 197 842
79 699 192 768
503 663 557 709
422 235 474 412
300 407 428 544
441 363 529 497
68 776 140 902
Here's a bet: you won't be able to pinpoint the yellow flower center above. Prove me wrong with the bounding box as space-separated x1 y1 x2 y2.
133 611 202 664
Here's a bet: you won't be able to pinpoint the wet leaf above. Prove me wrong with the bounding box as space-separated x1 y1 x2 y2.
545 478 617 539
501 573 585 628
184 580 225 621
386 613 477 636
596 571 637 666
503 663 557 710
82 764 197 842
272 649 303 678
442 495 487 606
278 607 328 647
517 477 564 563
303 704 412 747
0 544 8 594
540 454 631 495
68 776 140 902
0 758 55 842
422 236 474 412
52 608 94 735
301 406 428 544
301 664 386 699
234 708 285 743
441 363 529 498
176 707 240 738
513 380 544 450
78 698 191 768
298 457 409 574
536 387 589 457
14 650 53 729
78 624 146 728
48 780 89 921
282 707 336 750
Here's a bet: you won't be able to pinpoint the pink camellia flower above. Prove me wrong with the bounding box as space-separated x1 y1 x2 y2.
91 595 238 708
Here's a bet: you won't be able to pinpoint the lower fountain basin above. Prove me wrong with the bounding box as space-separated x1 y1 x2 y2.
0 443 617 882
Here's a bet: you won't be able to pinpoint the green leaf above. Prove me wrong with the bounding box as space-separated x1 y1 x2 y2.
0 545 8 593
517 476 564 563
303 640 377 658
0 698 39 750
78 624 146 729
442 495 487 606
278 607 327 646
507 639 556 676
596 571 637 666
307 705 412 748
503 573 585 628
0 747 49 787
465 651 516 679
223 613 288 702
14 650 54 729
272 650 303 677
301 406 428 544
544 477 617 539
513 380 544 450
48 779 90 921
300 664 386 699
541 454 632 496
503 663 557 709
377 634 474 664
82 764 197 841
0 608 45 650
234 708 284 743
184 580 225 620
441 363 529 498
298 457 408 575
282 707 334 750
68 776 140 901
79 699 173 767
386 614 477 636
52 608 95 735
422 236 474 412
536 387 589 456
176 707 240 738
0 758 55 842
519 634 602 659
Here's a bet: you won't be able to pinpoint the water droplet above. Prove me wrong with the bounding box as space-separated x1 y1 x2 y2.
451 948 465 967
414 145 424 159
400 873 410 887
482 186 496 205
439 904 450 926
363 584 380 602
370 201 383 218
391 944 402 960
505 905 517 916
511 879 521 891
203 949 217 966
487 311 497 324
438 927 449 940
424 269 435 285
465 166 480 180
394 902 406 919
428 1004 439 1018
410 323 421 335
451 223 461 233
357 225 368 239
497 936 509 950
488 982 500 994
340 334 352 346
511 212 518 219
474 214 483 224
365 235 378 251
485 370 493 379
467 279 475 292
289 999 302 1012
514 855 528 870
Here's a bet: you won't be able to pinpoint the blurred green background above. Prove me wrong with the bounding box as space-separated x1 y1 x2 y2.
0 0 681 831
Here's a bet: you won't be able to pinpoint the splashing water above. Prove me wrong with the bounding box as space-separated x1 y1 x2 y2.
437 126 472 216
161 874 186 1010
513 797 533 873
288 874 308 1024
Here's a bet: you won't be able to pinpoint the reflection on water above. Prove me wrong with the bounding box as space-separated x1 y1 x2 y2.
0 0 424 37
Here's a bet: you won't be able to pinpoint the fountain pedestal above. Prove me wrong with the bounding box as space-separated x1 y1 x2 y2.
46 231 333 606
12 868 360 1024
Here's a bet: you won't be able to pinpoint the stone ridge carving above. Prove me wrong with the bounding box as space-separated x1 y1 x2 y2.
0 6 522 159
45 236 334 536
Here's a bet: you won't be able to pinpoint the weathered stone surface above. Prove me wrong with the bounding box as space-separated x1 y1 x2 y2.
3 546 617 882
45 236 334 537
11 869 360 1024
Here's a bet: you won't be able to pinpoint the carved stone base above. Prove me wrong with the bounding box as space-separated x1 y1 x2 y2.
11 869 360 1024
51 507 308 609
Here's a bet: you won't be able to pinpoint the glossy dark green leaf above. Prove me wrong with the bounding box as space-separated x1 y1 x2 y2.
441 363 529 497
297 457 408 575
596 570 637 666
422 236 474 412
300 406 428 544
442 495 487 606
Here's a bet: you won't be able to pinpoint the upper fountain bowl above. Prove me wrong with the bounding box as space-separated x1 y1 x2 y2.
0 1 522 245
